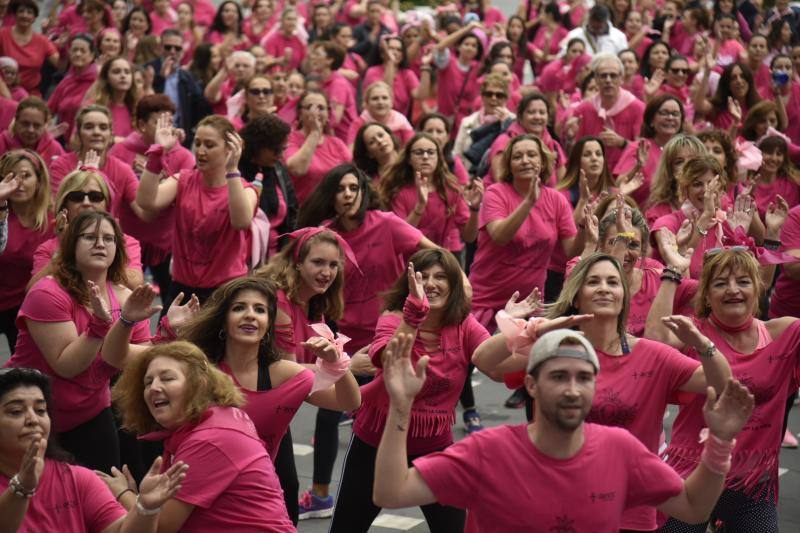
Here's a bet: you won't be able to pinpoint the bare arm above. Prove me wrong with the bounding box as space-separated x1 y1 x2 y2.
285 129 322 176
26 319 105 379
485 182 537 245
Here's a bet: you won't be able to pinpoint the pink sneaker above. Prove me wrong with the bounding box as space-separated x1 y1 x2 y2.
782 429 798 448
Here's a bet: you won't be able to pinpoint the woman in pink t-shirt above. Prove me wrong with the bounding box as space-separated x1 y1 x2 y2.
527 7 565 77
347 82 415 148
0 97 65 169
261 8 306 72
352 122 400 181
309 41 358 141
0 367 187 532
363 35 422 116
418 112 471 186
330 248 490 533
243 0 276 44
744 136 800 218
431 21 484 129
174 2 203 67
770 204 800 318
181 276 361 525
48 34 98 144
0 149 52 354
379 133 480 254
84 57 139 141
120 7 152 63
137 114 259 305
112 341 295 531
650 249 800 532
285 90 351 203
255 227 356 518
94 28 123 67
205 1 251 54
470 135 580 331
695 62 759 132
0 1 59 95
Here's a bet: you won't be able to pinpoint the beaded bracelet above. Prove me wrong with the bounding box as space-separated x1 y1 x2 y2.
660 272 682 284
9 474 36 498
118 315 136 328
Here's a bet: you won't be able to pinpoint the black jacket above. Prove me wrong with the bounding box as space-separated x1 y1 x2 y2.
147 58 212 147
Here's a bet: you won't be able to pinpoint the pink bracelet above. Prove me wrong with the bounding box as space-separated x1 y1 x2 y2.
87 313 112 339
402 293 430 329
495 310 544 355
152 316 177 344
145 144 165 174
699 430 735 475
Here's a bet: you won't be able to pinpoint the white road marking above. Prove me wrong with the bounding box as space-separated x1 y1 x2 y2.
779 468 789 477
373 514 425 530
293 444 314 456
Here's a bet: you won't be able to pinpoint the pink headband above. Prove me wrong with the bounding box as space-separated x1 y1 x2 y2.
284 227 361 274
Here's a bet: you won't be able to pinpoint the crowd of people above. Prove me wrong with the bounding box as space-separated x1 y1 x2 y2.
1 0 800 531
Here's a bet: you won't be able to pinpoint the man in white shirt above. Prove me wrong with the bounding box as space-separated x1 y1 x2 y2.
560 5 628 56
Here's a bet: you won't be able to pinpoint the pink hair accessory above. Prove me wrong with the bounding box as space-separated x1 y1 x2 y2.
495 310 546 356
735 139 762 172
309 322 352 393
698 428 735 475
282 227 361 274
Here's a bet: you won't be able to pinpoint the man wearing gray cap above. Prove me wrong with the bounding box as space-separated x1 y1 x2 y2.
373 330 754 532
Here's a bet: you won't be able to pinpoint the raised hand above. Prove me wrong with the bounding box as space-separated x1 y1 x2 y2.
79 150 101 170
55 208 69 235
0 171 21 202
16 436 46 494
598 128 625 148
578 169 590 203
636 139 650 168
676 218 693 250
658 229 693 274
765 195 789 235
225 131 243 172
727 97 742 123
463 178 484 209
88 280 112 322
407 262 425 301
660 315 711 351
583 203 599 245
121 284 162 323
644 69 665 98
525 169 542 203
504 288 541 319
302 336 340 362
94 464 138 498
726 193 754 233
414 171 429 208
614 194 634 233
619 170 644 197
383 333 428 410
703 379 755 442
165 292 201 331
702 175 721 216
154 112 179 151
137 456 189 512
47 122 69 139
535 313 595 336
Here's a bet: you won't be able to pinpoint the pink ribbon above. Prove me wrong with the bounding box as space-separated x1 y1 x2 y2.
495 310 546 356
726 227 800 266
735 139 762 172
282 227 361 275
309 323 351 394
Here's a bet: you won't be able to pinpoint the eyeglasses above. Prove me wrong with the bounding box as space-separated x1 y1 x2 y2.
78 233 117 246
656 109 682 118
669 68 689 75
248 88 273 96
597 71 620 80
410 148 437 158
163 44 183 52
302 104 327 112
65 191 105 204
482 90 508 99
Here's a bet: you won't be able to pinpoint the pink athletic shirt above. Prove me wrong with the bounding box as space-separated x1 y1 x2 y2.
390 182 469 252
7 277 150 432
0 214 52 312
328 211 423 350
49 153 138 218
355 313 490 455
572 97 646 171
770 205 800 318
665 319 800 502
363 65 420 115
413 423 684 533
274 288 319 364
0 461 125 532
285 130 350 203
220 362 314 460
155 406 294 532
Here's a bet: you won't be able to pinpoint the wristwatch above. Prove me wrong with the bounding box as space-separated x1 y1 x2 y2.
699 341 716 359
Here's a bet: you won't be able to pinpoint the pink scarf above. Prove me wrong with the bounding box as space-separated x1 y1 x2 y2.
359 108 412 133
590 88 637 120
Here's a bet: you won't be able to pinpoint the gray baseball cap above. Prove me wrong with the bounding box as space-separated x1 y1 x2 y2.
526 329 600 374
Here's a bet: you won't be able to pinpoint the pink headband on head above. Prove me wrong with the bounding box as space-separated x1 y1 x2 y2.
15 149 42 173
284 227 361 274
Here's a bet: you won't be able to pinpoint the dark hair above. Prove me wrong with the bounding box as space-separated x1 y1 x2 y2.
297 164 374 228
240 114 291 165
757 135 798 181
315 40 346 70
588 4 610 22
180 277 280 366
641 94 685 138
14 95 51 121
640 41 670 78
482 41 514 74
210 1 244 36
742 100 784 140
516 91 554 129
457 32 484 61
580 71 596 94
696 129 738 184
122 7 152 35
556 136 615 195
134 94 176 123
770 53 792 70
0 368 73 462
416 112 457 170
352 122 399 178
506 15 531 58
382 249 470 326
189 43 216 86
160 28 182 41
710 62 760 112
69 33 96 57
368 35 408 69
10 0 38 17
768 16 796 50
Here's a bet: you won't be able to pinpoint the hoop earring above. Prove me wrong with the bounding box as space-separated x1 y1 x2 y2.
218 329 227 340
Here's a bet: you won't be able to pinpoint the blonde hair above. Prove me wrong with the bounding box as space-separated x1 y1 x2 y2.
54 170 111 213
676 155 724 203
646 134 707 209
112 341 244 434
694 249 763 318
362 80 393 107
0 150 50 232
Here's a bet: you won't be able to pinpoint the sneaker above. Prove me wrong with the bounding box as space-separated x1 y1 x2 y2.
298 490 334 520
338 411 355 426
504 387 526 409
782 429 798 449
463 409 484 434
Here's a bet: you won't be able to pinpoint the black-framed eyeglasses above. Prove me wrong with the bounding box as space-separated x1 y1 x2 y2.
410 149 437 158
163 44 183 52
65 191 105 204
249 88 274 96
78 233 117 246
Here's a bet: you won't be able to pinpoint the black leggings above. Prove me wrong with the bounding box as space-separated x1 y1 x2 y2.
58 407 120 472
314 407 341 485
459 364 476 410
329 435 466 533
658 489 778 533
147 254 172 299
274 429 299 525
0 305 20 354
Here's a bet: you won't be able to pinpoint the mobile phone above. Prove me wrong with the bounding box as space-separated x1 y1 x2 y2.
773 71 790 86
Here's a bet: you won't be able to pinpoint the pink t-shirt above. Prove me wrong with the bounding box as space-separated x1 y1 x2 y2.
284 130 350 203
0 130 65 169
0 461 125 532
266 185 287 258
0 95 15 131
413 423 684 533
666 319 800 501
32 233 143 277
262 32 307 72
49 153 138 218
390 182 469 252
329 211 423 350
110 103 133 139
274 288 319 364
613 138 662 207
436 58 480 124
220 362 314 460
0 28 57 94
572 97 646 171
469 183 577 328
322 71 358 141
7 277 150 432
0 214 52 311
171 169 256 288
172 0 215 27
355 313 490 455
530 25 568 75
346 114 415 147
587 339 699 530
363 65 420 115
159 407 294 532
742 176 800 218
771 205 800 318
150 10 176 36
47 66 98 142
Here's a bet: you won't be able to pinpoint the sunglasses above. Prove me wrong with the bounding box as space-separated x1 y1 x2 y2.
249 88 273 96
703 245 750 261
482 90 508 99
65 191 105 204
669 68 689 75
163 44 183 52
